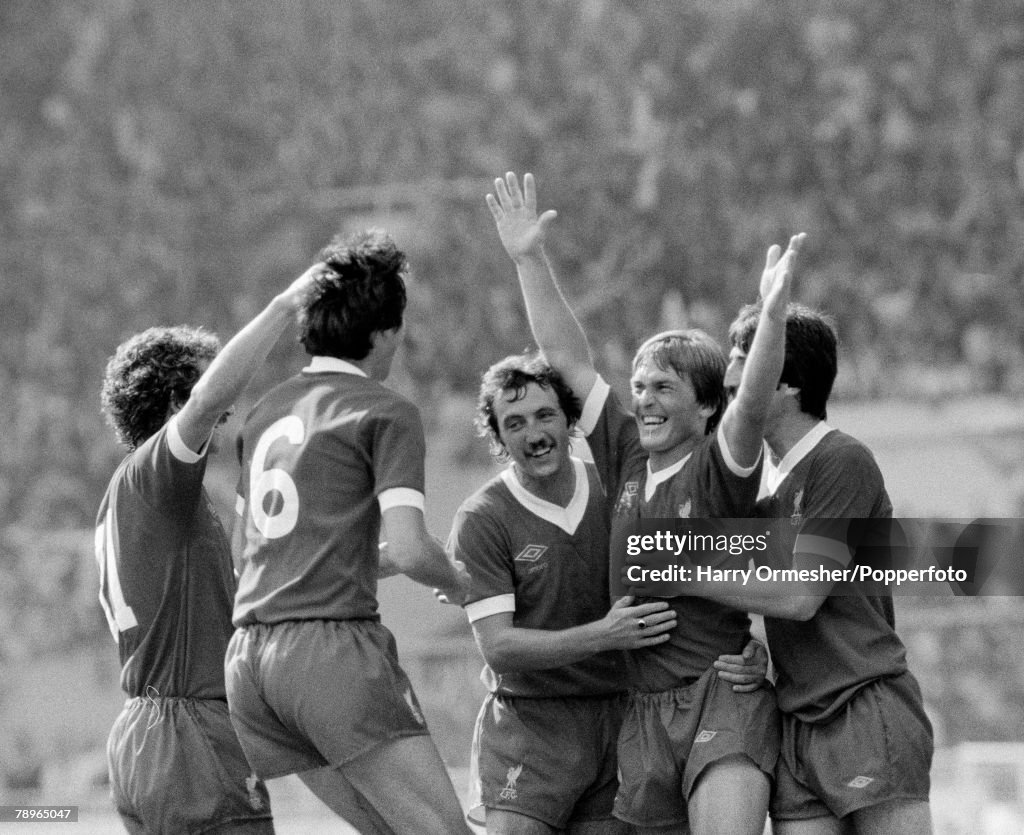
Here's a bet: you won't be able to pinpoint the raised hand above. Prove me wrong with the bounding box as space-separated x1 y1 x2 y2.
279 261 327 310
759 232 806 314
485 172 558 263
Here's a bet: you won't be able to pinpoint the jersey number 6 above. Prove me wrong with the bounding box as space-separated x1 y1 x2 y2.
250 415 305 540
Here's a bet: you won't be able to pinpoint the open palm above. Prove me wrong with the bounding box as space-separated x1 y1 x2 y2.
485 172 558 262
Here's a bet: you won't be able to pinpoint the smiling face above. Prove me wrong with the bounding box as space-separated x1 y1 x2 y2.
630 356 714 468
493 382 573 492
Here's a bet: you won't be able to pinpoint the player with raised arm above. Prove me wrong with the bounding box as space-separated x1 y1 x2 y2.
225 230 471 835
97 262 322 834
657 303 934 834
483 172 779 835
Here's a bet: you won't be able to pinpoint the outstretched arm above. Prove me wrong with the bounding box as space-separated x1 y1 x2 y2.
382 506 471 605
720 233 806 467
486 172 597 398
176 263 322 454
471 595 676 674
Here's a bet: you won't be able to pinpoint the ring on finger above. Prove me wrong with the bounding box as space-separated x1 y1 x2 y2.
637 618 647 630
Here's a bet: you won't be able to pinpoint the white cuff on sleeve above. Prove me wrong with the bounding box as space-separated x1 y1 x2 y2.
378 487 425 513
716 426 761 477
465 594 516 623
167 415 206 464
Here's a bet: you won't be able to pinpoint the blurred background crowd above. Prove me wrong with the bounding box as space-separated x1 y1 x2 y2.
1 1 1023 831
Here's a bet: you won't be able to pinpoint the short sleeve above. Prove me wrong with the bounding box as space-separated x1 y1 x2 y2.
126 422 207 515
447 505 516 620
580 378 645 506
368 397 426 496
795 443 889 569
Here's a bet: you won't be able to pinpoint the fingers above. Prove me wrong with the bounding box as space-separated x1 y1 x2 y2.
505 171 524 206
631 609 676 634
715 668 762 684
625 600 673 617
522 172 537 213
611 595 635 610
487 172 550 231
764 243 781 272
493 175 513 210
484 192 502 222
715 654 749 670
537 209 558 230
775 232 807 278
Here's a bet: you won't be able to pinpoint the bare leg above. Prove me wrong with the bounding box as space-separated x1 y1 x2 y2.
485 811 631 835
772 816 849 835
338 735 472 834
294 766 396 834
635 823 689 835
485 809 558 834
688 755 769 835
566 818 634 835
849 799 931 835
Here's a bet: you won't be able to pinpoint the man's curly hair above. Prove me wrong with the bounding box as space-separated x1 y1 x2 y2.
300 229 408 360
475 353 582 460
101 325 220 449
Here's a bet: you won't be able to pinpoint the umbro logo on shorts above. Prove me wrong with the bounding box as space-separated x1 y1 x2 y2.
515 545 548 562
694 730 717 743
847 776 874 789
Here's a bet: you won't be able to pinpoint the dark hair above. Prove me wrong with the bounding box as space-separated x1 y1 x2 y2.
300 229 408 360
101 325 220 449
631 329 727 435
475 354 582 460
728 302 838 420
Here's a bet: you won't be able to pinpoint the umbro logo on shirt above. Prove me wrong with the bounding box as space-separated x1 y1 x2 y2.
515 545 548 562
847 776 874 789
694 730 717 743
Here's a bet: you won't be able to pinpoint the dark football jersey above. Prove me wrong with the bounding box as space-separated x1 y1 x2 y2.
452 377 643 698
95 418 236 699
453 459 627 697
233 362 425 625
758 426 908 722
601 387 762 692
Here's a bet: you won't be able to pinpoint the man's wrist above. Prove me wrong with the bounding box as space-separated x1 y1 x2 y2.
512 248 546 268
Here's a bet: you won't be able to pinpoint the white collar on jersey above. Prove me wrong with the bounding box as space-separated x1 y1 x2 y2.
501 457 589 535
644 452 693 502
765 421 834 495
302 356 367 377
